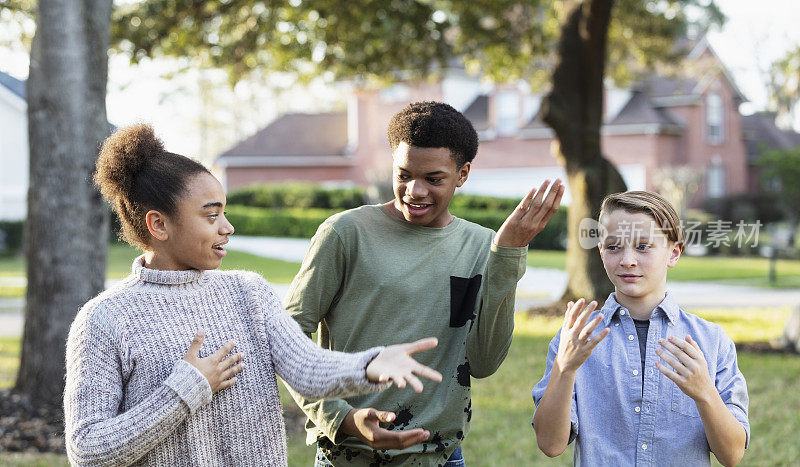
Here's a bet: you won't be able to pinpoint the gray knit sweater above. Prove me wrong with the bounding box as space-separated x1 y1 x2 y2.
64 256 386 466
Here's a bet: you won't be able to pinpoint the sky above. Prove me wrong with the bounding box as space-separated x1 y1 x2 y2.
1 0 800 160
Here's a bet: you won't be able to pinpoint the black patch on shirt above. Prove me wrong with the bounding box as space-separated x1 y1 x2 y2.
456 361 471 387
450 275 482 327
387 406 413 430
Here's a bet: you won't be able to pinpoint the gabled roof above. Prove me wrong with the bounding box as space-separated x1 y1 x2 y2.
741 112 800 162
463 94 489 131
217 112 348 159
608 90 683 127
0 70 25 100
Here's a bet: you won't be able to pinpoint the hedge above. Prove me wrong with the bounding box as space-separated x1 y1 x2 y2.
227 183 368 210
0 220 24 254
225 204 567 250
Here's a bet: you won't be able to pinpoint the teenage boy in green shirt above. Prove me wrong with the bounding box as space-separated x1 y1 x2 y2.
284 101 564 466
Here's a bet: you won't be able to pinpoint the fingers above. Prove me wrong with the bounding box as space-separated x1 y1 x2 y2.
515 185 538 212
211 340 236 361
413 363 443 383
381 428 430 449
588 327 610 349
656 345 688 375
404 374 425 393
402 337 439 355
566 298 585 330
221 353 244 380
655 360 682 384
658 338 693 367
527 180 550 212
578 312 603 341
217 376 238 390
682 335 703 358
373 410 396 423
575 300 598 332
185 329 205 358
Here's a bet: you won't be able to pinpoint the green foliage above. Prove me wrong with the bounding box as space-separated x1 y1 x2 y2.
225 205 337 238
227 183 367 210
768 45 800 129
111 0 723 87
0 220 24 255
757 146 800 222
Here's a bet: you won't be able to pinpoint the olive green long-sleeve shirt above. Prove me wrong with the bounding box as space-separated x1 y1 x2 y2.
283 205 527 466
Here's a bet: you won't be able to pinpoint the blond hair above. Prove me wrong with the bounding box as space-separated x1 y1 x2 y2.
599 191 685 246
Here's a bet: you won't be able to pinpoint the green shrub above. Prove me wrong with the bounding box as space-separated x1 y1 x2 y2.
449 194 520 212
227 183 367 210
225 203 567 250
0 220 24 254
226 205 338 238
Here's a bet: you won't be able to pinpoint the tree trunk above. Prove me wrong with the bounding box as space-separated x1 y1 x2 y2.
778 306 800 353
529 0 627 315
15 0 112 409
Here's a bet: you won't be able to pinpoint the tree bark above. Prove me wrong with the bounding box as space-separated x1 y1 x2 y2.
15 0 112 408
530 0 627 315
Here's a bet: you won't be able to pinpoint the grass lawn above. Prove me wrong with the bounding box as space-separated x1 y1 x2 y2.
528 249 800 285
1 308 797 465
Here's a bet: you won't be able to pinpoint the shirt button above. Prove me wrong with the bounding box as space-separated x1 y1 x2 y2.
634 406 641 413
633 369 639 376
615 323 620 327
628 335 635 341
642 444 648 450
620 310 626 315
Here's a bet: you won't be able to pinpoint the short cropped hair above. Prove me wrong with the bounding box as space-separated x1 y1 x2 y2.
599 191 685 246
386 101 479 167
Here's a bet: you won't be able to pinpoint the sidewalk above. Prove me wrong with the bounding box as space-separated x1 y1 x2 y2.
2 235 799 336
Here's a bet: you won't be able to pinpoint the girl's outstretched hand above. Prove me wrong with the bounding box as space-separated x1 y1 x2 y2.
366 337 442 392
182 329 244 393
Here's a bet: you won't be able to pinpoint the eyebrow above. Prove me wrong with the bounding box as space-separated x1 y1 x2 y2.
398 168 447 176
202 202 224 209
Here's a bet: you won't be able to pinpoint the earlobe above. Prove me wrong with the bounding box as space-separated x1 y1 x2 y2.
145 210 169 242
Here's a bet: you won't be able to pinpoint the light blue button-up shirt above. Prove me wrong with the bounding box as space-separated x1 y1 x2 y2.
532 293 750 466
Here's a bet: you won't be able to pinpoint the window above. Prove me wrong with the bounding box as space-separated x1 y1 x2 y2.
707 156 725 198
706 92 724 145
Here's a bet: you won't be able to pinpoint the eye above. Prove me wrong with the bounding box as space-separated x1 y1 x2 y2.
427 177 443 184
397 173 410 181
637 244 651 251
605 245 619 251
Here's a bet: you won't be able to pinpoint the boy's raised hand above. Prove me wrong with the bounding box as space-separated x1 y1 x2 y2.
366 337 443 392
555 299 610 374
656 335 716 402
495 179 565 247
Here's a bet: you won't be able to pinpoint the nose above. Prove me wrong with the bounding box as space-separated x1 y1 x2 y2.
620 245 637 267
406 179 428 199
220 213 235 236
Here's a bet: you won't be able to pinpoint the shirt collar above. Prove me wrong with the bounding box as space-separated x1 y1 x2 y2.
599 292 680 326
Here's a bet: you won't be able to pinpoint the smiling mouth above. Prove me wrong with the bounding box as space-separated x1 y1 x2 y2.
212 240 228 255
403 201 432 214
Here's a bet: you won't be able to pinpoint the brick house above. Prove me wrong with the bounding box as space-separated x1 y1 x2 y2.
214 39 797 205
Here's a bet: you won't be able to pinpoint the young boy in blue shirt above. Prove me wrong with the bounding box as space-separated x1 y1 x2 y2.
531 191 749 466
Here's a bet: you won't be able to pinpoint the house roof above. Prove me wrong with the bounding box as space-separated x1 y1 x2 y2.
217 112 348 159
463 94 489 131
741 112 800 163
0 70 25 100
608 90 683 127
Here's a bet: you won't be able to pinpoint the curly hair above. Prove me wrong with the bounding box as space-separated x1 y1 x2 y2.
386 101 479 167
94 124 211 250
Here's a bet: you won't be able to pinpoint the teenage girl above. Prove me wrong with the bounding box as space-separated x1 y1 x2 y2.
64 124 441 466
